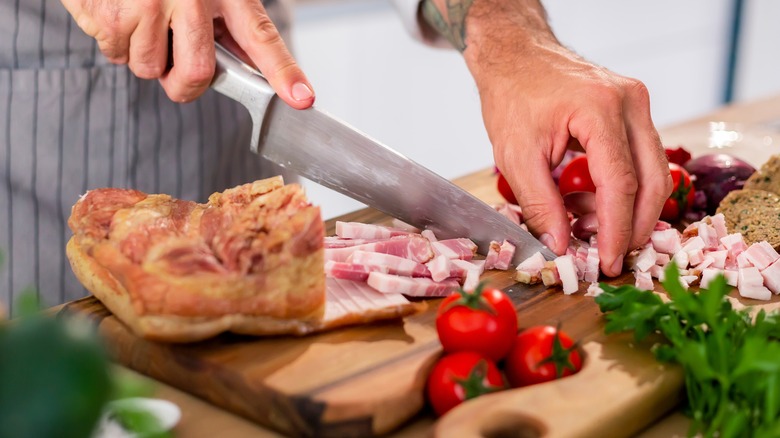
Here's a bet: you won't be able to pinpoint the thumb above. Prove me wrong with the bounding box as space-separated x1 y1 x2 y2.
503 155 570 256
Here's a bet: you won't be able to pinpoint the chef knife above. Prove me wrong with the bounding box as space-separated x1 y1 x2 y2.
210 43 556 264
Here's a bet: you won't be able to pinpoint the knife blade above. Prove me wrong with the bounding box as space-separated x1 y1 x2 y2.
210 43 556 264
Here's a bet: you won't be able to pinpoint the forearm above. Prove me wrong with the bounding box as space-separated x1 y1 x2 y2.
421 0 560 79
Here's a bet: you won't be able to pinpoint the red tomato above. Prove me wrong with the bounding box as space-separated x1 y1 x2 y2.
496 170 518 205
436 284 518 361
660 163 695 222
504 325 583 388
558 155 596 196
426 351 505 416
664 146 692 167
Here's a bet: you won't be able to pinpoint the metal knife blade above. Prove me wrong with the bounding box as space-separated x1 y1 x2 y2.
211 43 556 264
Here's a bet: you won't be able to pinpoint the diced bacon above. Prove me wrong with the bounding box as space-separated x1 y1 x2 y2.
651 229 682 255
761 259 780 295
720 233 748 256
421 229 438 242
584 246 600 283
697 223 719 250
656 252 671 266
742 241 780 271
366 272 459 297
700 268 723 290
681 236 705 253
681 222 698 240
495 203 522 225
494 241 516 270
554 255 579 295
633 244 657 272
515 252 546 284
541 261 561 287
634 271 654 291
724 269 739 287
451 259 484 290
736 252 754 269
325 236 433 264
574 248 588 281
695 255 715 270
738 267 772 300
324 237 390 248
431 239 478 260
517 251 546 272
654 221 672 231
484 241 501 270
426 254 452 282
649 264 665 280
335 221 411 240
585 282 605 297
681 275 699 288
710 213 728 239
688 249 705 266
349 250 430 277
672 250 689 270
709 250 728 269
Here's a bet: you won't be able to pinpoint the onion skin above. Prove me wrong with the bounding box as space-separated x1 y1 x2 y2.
684 153 756 214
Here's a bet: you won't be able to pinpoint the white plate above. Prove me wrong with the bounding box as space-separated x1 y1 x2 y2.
93 397 181 438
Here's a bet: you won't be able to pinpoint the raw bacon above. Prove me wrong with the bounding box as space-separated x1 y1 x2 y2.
366 272 459 297
432 239 478 260
324 236 434 264
348 250 430 277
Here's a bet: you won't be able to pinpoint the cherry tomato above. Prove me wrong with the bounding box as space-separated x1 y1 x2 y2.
436 283 518 361
496 170 518 205
558 155 596 196
659 163 695 222
664 146 692 167
426 351 505 417
504 325 583 388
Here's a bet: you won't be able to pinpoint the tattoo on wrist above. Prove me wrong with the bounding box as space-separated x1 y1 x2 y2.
421 0 474 52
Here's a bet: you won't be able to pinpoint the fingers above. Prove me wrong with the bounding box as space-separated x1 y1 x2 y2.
569 91 637 277
621 79 673 250
159 0 216 102
502 148 571 256
220 0 315 109
128 5 169 79
61 0 138 64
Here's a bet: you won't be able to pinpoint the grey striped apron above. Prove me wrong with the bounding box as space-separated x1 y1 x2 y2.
0 0 296 314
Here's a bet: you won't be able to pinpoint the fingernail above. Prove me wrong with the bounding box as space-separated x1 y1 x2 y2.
292 82 313 101
540 233 556 250
611 255 624 274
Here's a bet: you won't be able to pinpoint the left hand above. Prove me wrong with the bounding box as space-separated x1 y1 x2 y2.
455 0 672 276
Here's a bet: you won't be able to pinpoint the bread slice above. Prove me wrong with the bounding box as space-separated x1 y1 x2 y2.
716 188 780 250
67 177 328 342
744 154 780 195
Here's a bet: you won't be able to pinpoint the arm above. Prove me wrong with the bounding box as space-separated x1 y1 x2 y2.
420 0 672 277
60 0 314 108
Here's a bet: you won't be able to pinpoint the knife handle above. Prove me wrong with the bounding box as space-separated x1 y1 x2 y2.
211 42 277 154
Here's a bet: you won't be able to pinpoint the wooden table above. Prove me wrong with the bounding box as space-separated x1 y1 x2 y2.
110 94 780 437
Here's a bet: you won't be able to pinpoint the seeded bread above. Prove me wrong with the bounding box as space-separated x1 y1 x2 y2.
716 189 780 250
744 154 780 195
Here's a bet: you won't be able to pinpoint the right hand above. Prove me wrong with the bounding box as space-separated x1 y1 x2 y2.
61 0 315 108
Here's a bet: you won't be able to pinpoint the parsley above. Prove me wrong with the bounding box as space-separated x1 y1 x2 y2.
595 263 780 437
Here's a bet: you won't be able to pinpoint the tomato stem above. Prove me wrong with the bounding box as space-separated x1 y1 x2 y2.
452 359 505 400
537 323 581 379
440 282 498 316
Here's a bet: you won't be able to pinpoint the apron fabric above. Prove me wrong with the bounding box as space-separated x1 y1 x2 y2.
0 0 296 313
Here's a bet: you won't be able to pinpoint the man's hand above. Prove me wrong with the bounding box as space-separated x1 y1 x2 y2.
422 0 672 277
61 0 315 107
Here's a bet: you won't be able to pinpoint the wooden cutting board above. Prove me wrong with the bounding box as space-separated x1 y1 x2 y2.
58 168 780 438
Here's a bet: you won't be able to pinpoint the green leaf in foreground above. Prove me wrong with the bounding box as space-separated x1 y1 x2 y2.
595 263 780 437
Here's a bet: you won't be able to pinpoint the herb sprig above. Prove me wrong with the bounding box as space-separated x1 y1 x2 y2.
595 263 780 437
